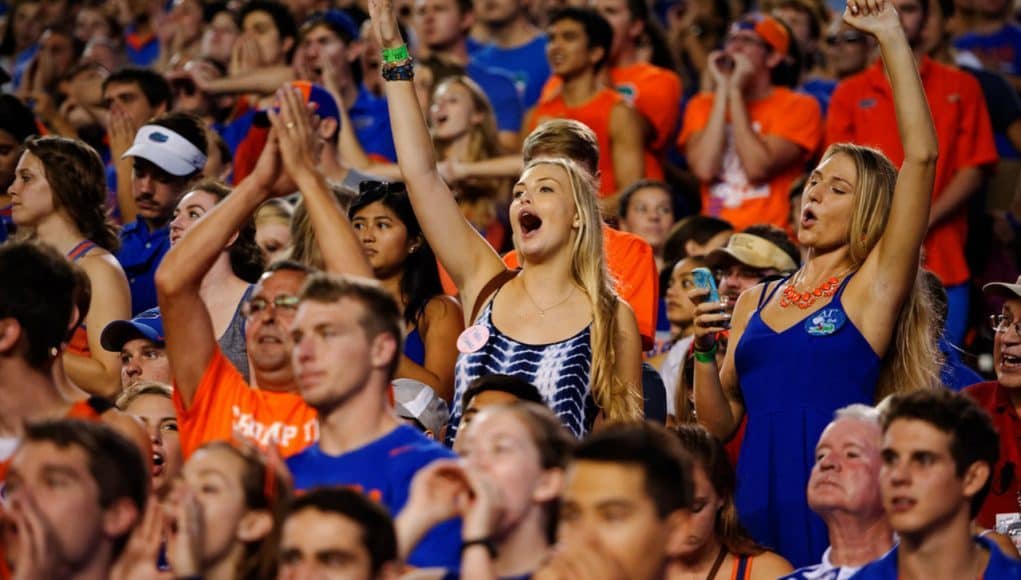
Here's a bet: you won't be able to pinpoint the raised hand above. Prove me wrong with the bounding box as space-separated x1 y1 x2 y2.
230 35 262 76
730 51 755 89
533 533 628 580
110 497 173 580
460 468 505 540
7 495 66 580
689 287 729 352
164 483 204 578
108 108 139 159
267 86 320 178
402 459 472 530
368 0 404 50
706 50 733 90
843 0 902 38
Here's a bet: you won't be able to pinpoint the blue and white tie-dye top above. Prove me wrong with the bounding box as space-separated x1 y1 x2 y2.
447 296 596 445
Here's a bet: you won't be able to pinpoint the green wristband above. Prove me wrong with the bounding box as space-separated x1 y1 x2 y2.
693 343 718 363
382 44 410 64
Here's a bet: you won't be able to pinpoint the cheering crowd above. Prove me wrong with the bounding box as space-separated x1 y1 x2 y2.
1 0 1021 575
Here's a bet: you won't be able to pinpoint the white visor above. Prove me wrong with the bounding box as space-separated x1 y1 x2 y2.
122 124 207 177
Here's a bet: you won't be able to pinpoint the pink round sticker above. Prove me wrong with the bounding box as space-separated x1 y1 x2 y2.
457 325 490 353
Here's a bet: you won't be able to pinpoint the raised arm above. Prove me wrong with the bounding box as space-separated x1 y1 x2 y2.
155 134 280 407
269 86 374 278
368 0 506 305
608 103 645 192
853 0 937 301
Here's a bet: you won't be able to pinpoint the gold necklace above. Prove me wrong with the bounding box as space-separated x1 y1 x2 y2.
520 277 576 317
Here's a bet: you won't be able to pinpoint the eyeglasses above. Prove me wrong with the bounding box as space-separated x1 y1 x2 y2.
989 314 1021 335
243 295 300 318
825 31 866 46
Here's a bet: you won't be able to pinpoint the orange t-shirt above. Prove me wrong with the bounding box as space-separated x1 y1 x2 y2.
504 224 659 350
529 88 661 197
825 57 998 286
173 347 318 459
539 63 683 172
678 87 822 231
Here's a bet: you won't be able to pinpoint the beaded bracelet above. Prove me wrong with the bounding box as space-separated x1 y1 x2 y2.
382 44 410 64
382 59 415 81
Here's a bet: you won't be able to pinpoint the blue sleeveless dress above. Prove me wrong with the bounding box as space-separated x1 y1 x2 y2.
447 292 595 445
733 274 879 568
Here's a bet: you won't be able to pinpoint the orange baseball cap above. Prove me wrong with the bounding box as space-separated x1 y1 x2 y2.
733 13 791 55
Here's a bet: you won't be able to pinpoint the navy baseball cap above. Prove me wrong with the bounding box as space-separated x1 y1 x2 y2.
100 308 166 352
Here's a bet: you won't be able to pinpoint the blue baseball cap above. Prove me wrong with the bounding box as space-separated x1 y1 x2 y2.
100 308 166 352
303 9 359 42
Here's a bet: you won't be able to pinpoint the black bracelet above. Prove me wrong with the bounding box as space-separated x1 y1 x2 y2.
382 59 415 82
461 537 497 558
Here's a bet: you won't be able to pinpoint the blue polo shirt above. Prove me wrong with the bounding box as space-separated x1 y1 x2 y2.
116 219 171 315
850 535 1021 579
466 62 524 133
287 425 462 570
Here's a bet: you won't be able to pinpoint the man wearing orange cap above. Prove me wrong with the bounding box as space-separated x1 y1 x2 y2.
679 13 823 232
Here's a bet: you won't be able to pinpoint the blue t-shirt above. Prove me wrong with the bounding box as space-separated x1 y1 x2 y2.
469 35 551 109
286 425 462 569
850 535 1021 579
350 84 397 162
116 219 171 315
0 204 13 244
221 109 258 158
466 62 524 133
801 77 838 118
954 24 1021 77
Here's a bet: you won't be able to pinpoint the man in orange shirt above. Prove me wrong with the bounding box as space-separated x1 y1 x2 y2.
680 14 822 232
527 7 645 205
539 0 683 180
156 115 360 458
825 0 997 345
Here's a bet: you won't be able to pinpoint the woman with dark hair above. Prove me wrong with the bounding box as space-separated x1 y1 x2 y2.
669 424 793 579
168 178 263 380
9 135 130 397
349 182 464 402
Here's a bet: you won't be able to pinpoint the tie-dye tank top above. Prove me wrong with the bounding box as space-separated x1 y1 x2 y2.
447 293 595 444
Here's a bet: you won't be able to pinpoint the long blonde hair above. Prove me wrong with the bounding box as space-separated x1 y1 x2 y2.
522 158 642 423
826 143 941 398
